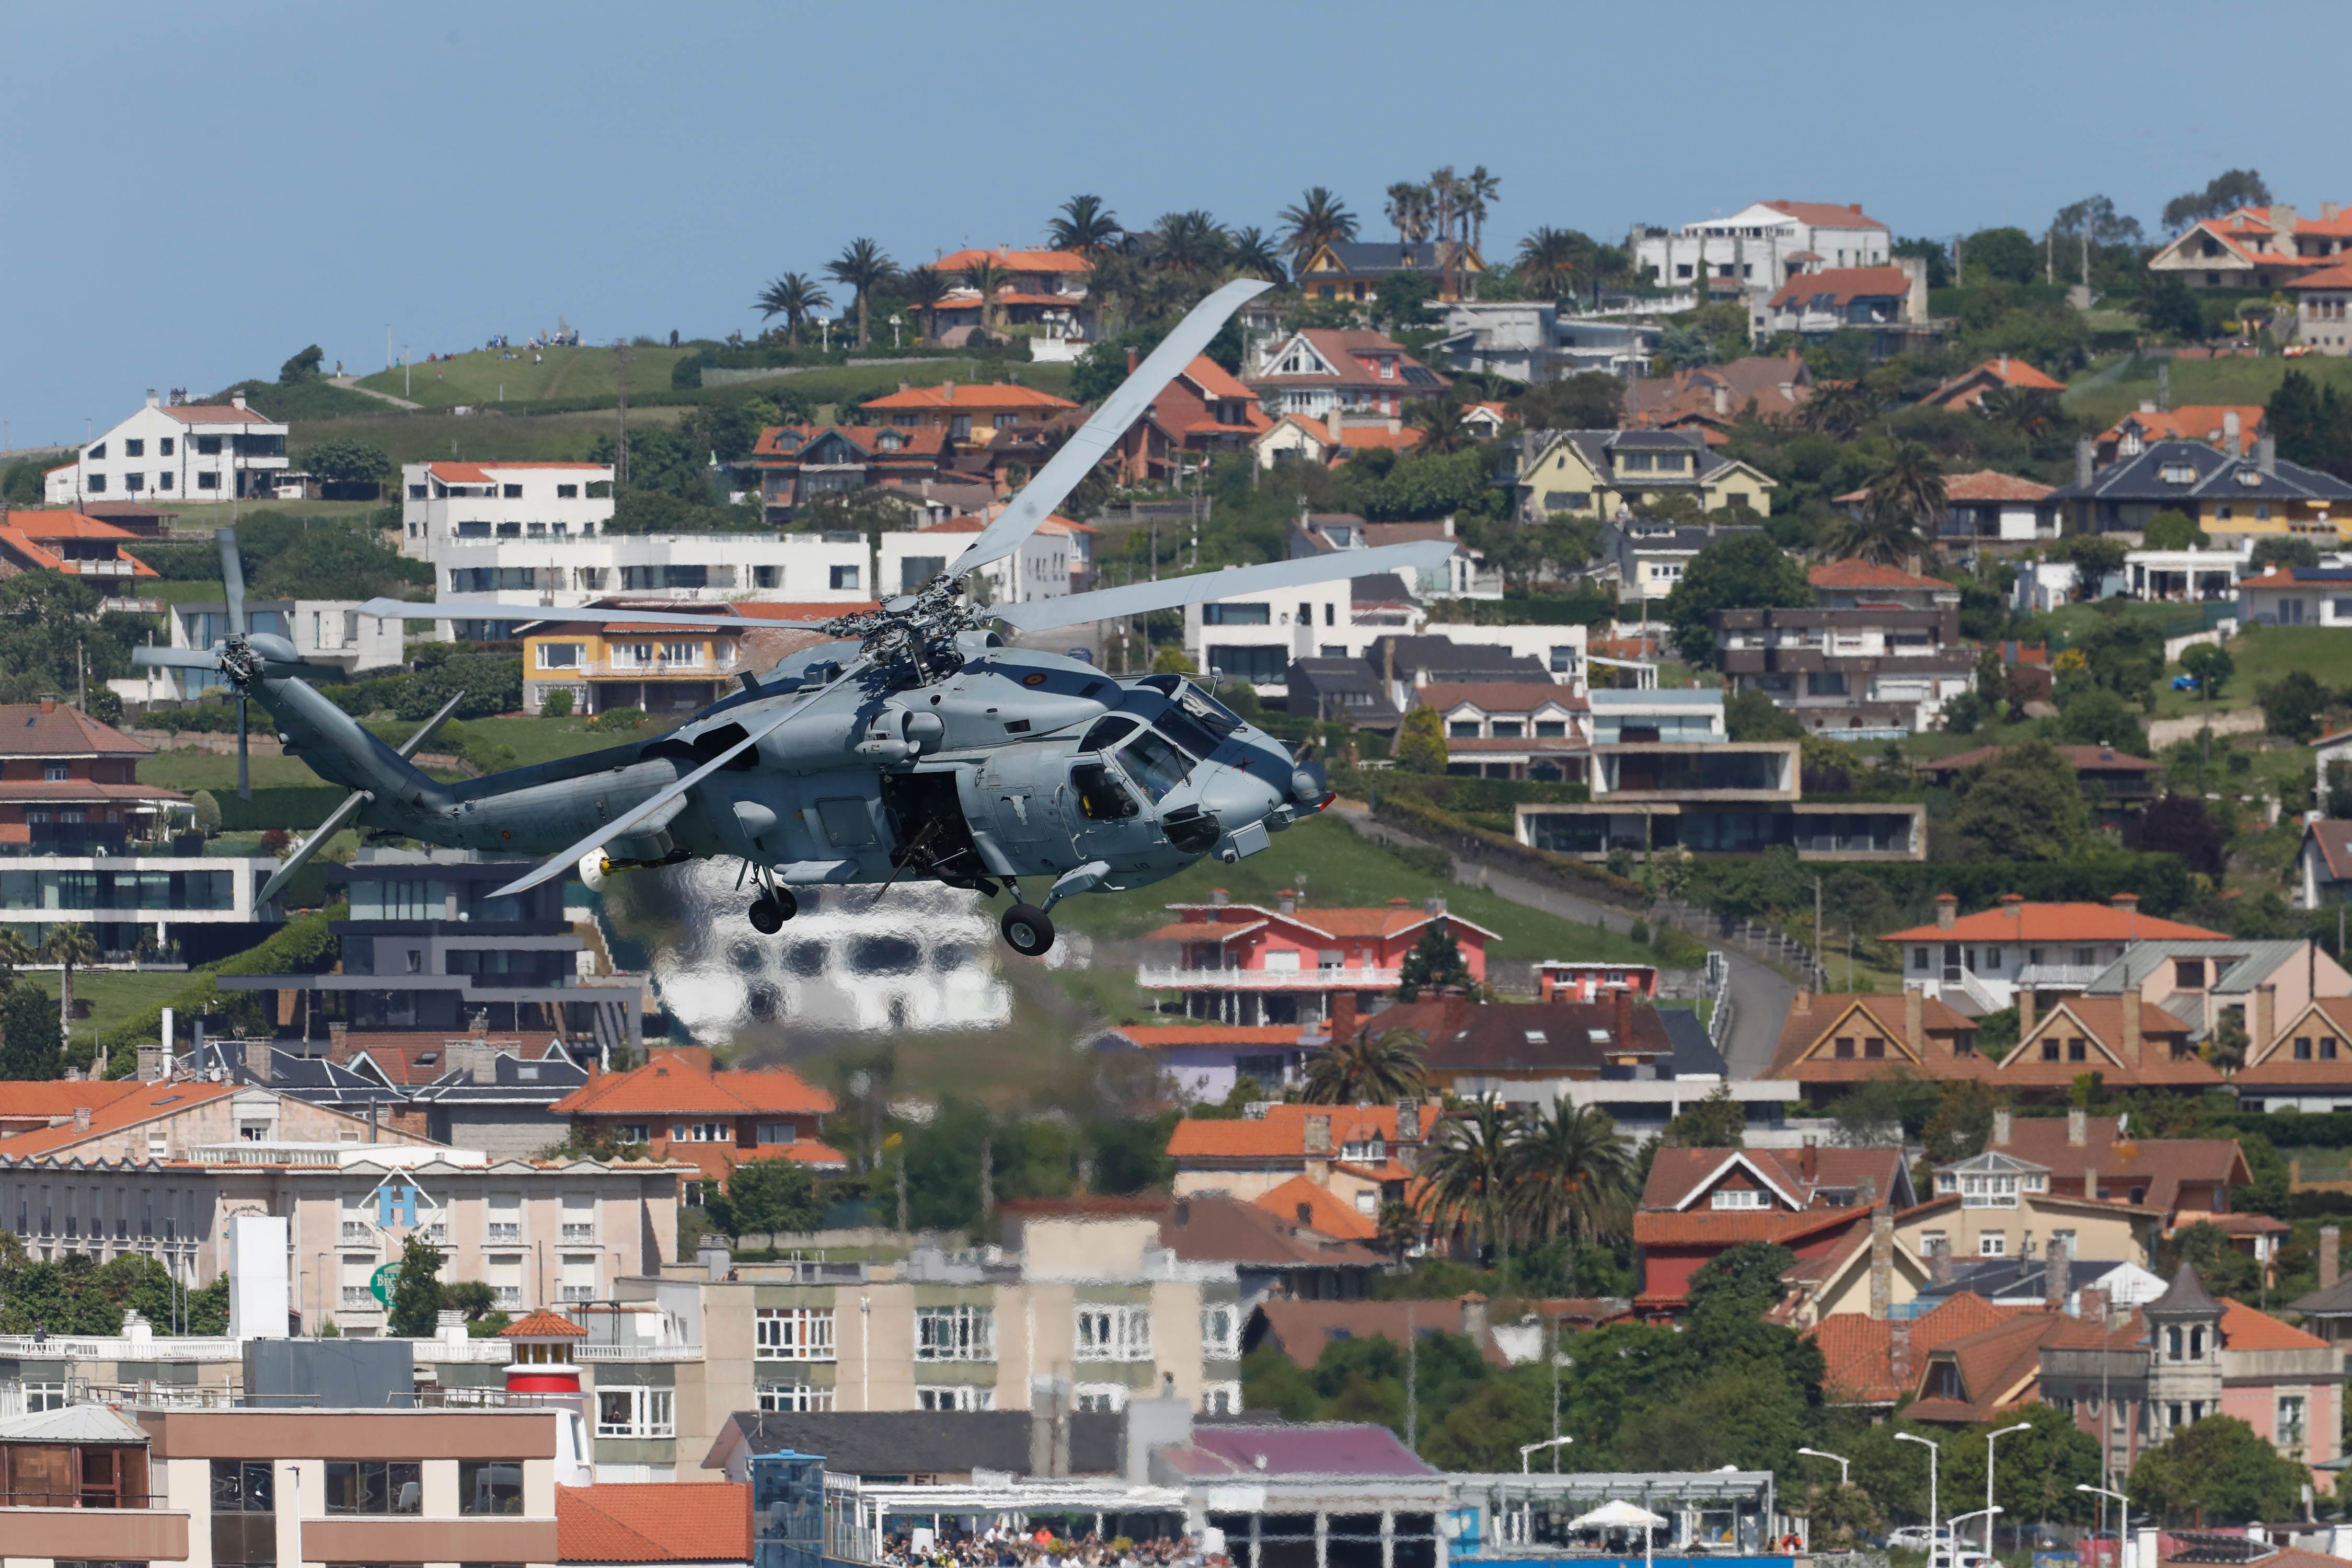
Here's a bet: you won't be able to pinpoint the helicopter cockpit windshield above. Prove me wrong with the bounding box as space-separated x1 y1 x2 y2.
1140 674 1243 739
1077 714 1194 805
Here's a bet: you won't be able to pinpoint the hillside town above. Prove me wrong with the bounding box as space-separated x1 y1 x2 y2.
16 18 2352 1568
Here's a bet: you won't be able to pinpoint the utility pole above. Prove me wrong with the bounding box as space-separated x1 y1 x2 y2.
615 340 630 490
1814 877 1824 990
1405 1302 1417 1451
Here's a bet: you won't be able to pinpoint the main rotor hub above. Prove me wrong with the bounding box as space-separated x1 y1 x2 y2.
218 635 261 687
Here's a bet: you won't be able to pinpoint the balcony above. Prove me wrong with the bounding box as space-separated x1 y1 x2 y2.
570 657 733 681
0 1505 189 1563
1136 964 1397 991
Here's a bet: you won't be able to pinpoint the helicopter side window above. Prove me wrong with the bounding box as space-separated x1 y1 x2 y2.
1072 763 1140 822
1177 681 1242 737
1080 716 1139 753
1154 708 1222 763
1120 730 1193 804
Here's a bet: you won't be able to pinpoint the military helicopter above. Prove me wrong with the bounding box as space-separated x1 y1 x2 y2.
135 281 1451 956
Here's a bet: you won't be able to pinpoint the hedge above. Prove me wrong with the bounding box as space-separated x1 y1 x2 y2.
97 903 349 1077
1777 854 2195 925
216 787 348 831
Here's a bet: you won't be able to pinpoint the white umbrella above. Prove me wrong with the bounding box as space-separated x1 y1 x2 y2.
1571 1498 1667 1568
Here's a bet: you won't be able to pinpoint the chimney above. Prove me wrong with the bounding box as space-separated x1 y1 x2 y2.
940 379 955 402
1801 1135 1819 1182
2327 204 2343 223
2120 988 2143 1069
2255 984 2276 1058
1459 1292 1489 1344
1992 1108 2013 1147
2019 986 2036 1036
326 1020 349 1057
2270 204 2300 238
38 696 56 714
145 389 159 409
1856 1174 1878 1207
73 1106 93 1133
2079 1285 2111 1324
1713 385 1728 417
1890 1318 1914 1387
1425 896 1447 917
1903 987 1923 1057
1793 987 1812 1012
1030 1376 1073 1479
1869 1207 1894 1320
2259 434 2278 475
230 391 247 410
2323 1226 2342 1290
1210 887 1229 907
1397 1098 1421 1142
2111 892 2139 918
1928 1235 1952 1285
2085 1160 2101 1203
1330 989 1357 1045
1935 893 1958 931
2068 1107 2089 1146
245 1038 273 1085
2223 410 2242 453
897 381 911 394
1125 348 1139 375
2076 439 2094 488
1999 354 2010 377
136 1042 166 1083
1278 888 1297 916
1613 985 1634 1056
1303 1114 1333 1157
2046 1235 2070 1311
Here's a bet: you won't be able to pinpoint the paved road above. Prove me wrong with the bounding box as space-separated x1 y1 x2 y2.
1334 805 1796 1078
328 375 422 410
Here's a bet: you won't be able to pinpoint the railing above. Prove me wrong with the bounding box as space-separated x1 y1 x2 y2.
2011 963 2104 990
1134 964 1398 991
1951 968 2006 1013
0 1335 242 1361
573 1343 701 1362
190 1145 341 1167
546 657 735 680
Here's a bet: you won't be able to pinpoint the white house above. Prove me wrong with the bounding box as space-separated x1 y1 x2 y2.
2240 566 2352 628
1183 572 1433 693
1429 302 1661 381
398 460 615 558
875 511 1075 607
430 532 873 640
120 598 408 702
1629 200 1892 295
45 391 289 506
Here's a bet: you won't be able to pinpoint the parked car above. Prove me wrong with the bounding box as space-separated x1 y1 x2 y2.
1889 1528 1954 1552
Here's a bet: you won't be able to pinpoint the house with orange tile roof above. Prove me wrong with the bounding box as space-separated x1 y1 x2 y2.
1886 892 2226 1016
2287 258 2352 355
1631 1144 1913 1315
1623 354 1816 430
2095 405 2266 465
1765 989 1985 1105
1972 1109 2250 1232
1095 1022 1313 1105
1833 469 2058 551
1761 264 1930 345
919 247 1096 338
2249 995 2352 1111
745 423 949 523
46 390 289 507
2149 202 2352 290
1248 409 1432 471
1992 994 2216 1094
558 1481 752 1565
858 380 1078 450
1417 681 1588 782
1809 1291 2026 1406
396 458 615 558
0 509 159 608
1246 329 1450 421
1137 887 1495 1029
549 1045 844 1196
1165 1099 1434 1214
1922 355 2069 411
1109 353 1272 486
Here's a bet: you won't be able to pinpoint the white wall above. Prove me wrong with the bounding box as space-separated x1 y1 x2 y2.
46 399 290 506
401 462 616 558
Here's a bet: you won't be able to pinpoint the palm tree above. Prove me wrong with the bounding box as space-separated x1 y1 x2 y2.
1278 186 1358 263
753 271 832 348
1301 1025 1428 1104
1419 1098 1525 1274
1978 385 2063 445
1049 194 1123 254
42 921 98 1049
1798 379 1883 440
1227 226 1287 286
1153 211 1230 275
1517 228 1579 301
1407 394 1471 456
1862 439 1947 554
902 266 949 345
962 258 1007 332
0 927 30 985
1463 166 1501 253
824 238 898 351
1512 1103 1634 1284
1385 181 1432 247
1819 506 1927 567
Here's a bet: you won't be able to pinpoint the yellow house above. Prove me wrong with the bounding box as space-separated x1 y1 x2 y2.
1514 429 1775 520
1296 239 1488 303
523 617 744 717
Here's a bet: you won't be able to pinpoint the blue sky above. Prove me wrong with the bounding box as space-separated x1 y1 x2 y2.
3 1 2344 448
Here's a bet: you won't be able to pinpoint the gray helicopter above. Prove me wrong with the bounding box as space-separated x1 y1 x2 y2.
136 280 1450 956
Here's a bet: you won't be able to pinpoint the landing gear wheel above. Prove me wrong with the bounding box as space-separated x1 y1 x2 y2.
1000 903 1056 958
748 888 798 932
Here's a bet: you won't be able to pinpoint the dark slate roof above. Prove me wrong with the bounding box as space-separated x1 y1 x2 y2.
1916 1256 2130 1304
1315 240 1458 277
1159 1421 1438 1479
1286 657 1382 692
2048 439 2352 504
713 1411 1123 1478
1659 1008 1726 1077
1351 572 1416 605
2290 1271 2352 1319
1521 428 1755 487
1363 637 1553 682
2144 1261 2223 1318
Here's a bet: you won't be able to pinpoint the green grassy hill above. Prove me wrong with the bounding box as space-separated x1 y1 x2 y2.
2062 352 2352 429
350 345 1073 416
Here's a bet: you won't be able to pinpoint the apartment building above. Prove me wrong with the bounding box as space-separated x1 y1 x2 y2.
422 533 873 641
141 596 406 701
1716 560 1974 736
1515 737 1925 861
398 460 616 558
1137 889 1495 1028
0 700 281 963
1630 200 1892 294
45 391 290 506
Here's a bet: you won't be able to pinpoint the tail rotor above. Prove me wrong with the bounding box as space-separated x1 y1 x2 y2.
131 528 304 803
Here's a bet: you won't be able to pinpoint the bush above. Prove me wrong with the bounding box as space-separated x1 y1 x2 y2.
587 706 645 733
83 687 122 724
539 687 573 719
191 790 222 832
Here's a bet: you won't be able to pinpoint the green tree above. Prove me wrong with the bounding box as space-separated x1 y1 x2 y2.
1149 645 1196 676
1302 1027 1428 1104
279 344 325 384
1397 705 1449 772
1515 371 1623 432
538 687 573 719
705 1158 823 1244
2180 642 2234 704
2055 688 2151 757
1725 688 1802 742
385 1233 445 1338
192 789 223 832
1962 227 2038 284
1663 1083 1745 1148
2129 1414 2307 1523
1050 194 1125 255
753 272 832 347
1419 1099 1523 1271
1516 227 1581 300
0 982 64 1080
2252 534 2324 572
1512 1103 1634 1265
2263 670 2328 743
40 923 97 1056
2140 274 2207 341
824 238 897 350
2141 509 2201 550
1831 439 1944 564
305 440 393 491
2163 169 2272 230
1661 533 1814 666
1396 918 1473 1000
1949 741 2089 860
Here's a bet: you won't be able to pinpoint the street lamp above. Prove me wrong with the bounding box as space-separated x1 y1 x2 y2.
2078 1485 2129 1568
1896 1432 1939 1562
1796 1447 1851 1488
1985 1422 2031 1557
890 314 903 350
1519 1435 1573 1475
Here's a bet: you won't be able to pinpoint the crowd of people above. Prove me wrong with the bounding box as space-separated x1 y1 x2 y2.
879 1529 1214 1568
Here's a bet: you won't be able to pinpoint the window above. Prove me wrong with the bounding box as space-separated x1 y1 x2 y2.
616 1124 649 1144
1201 603 1271 626
2280 1394 2309 1452
502 483 523 499
561 1191 595 1243
1917 1231 1949 1260
487 1253 523 1308
198 471 219 490
1202 1305 1239 1358
1075 1385 1127 1413
659 640 703 667
756 1307 837 1361
18 1380 65 1412
1710 1188 1766 1210
2298 1037 2315 1060
409 483 429 499
1979 1233 2006 1257
325 1461 422 1515
487 1191 521 1242
673 1122 730 1142
1834 1036 1855 1059
755 1122 799 1146
757 1383 836 1412
86 474 107 492
537 643 583 670
160 436 174 456
1535 720 1568 738
120 439 140 458
459 1460 523 1515
915 1305 995 1362
595 1387 674 1438
918 1385 995 1410
831 564 860 591
42 762 69 782
560 1253 596 1304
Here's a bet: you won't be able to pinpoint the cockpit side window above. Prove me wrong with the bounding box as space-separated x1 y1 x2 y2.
1081 716 1139 753
1177 681 1242 737
1120 730 1193 803
1154 708 1221 762
1072 763 1141 822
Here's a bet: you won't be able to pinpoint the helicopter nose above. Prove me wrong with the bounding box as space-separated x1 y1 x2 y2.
1197 766 1281 828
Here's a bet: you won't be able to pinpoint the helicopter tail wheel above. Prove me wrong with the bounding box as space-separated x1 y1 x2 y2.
748 888 798 933
999 903 1056 958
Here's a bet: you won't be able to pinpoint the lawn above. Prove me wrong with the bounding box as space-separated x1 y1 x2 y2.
286 406 686 469
134 747 461 792
20 968 201 1060
350 346 1075 415
2061 352 2352 430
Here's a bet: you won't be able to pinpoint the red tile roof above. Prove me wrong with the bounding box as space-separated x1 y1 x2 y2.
550 1050 834 1117
1116 1022 1299 1048
1416 683 1586 713
1769 267 1913 308
2101 406 2265 456
1256 1174 1380 1241
2288 260 2352 292
1631 1205 1870 1250
1808 559 1947 591
1986 1115 2247 1210
1168 1103 1422 1163
1763 200 1888 231
2220 1297 2326 1351
1942 469 2057 503
2302 820 2352 882
1251 1300 1506 1367
1882 902 2224 943
1158 900 1501 945
1997 997 2212 1089
0 1082 241 1160
926 248 1092 275
1811 1292 2024 1403
859 384 1077 413
558 1482 752 1564
0 702 155 759
502 1308 589 1338
0 1080 153 1125
1640 1145 1912 1212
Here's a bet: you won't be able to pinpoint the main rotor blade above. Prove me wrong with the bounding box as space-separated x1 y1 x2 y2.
353 598 836 632
396 690 469 758
990 539 1456 633
133 647 226 670
255 790 374 906
948 278 1272 583
485 656 872 902
217 529 246 636
236 693 250 800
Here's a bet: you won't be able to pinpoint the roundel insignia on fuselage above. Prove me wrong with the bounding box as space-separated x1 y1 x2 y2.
1021 672 1049 687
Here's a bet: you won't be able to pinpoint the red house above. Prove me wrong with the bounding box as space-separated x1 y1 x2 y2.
1632 1145 1915 1317
1139 889 1498 1027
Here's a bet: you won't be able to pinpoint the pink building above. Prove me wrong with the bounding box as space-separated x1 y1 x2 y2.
1139 889 1497 1027
1536 960 1661 1002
